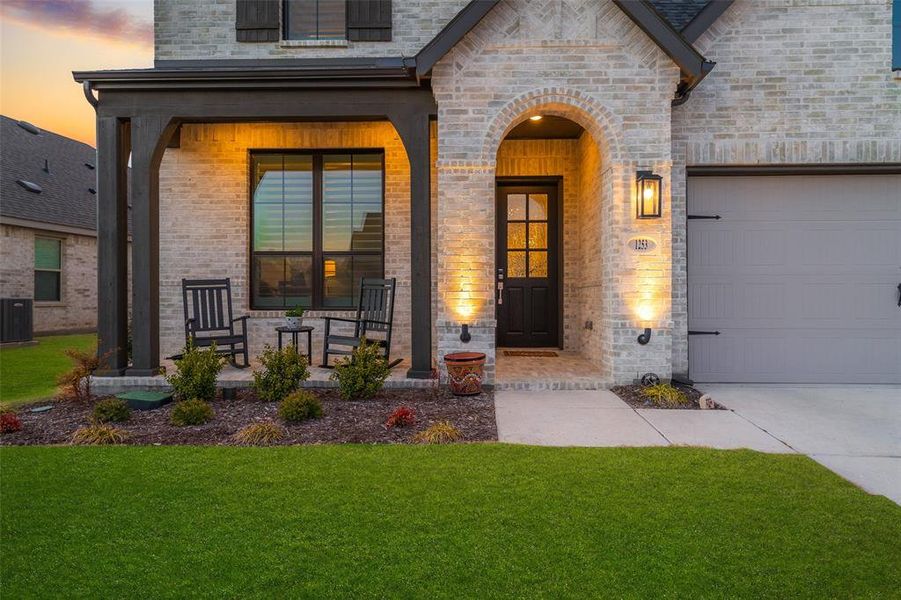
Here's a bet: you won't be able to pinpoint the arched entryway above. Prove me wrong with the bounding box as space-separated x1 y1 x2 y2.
490 101 611 385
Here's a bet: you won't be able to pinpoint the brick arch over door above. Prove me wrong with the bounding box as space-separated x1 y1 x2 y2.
480 89 624 168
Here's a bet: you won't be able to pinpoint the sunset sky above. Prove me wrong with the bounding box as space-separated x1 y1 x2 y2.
1 0 154 147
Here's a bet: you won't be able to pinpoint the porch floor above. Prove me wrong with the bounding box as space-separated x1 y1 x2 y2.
91 358 436 396
494 349 609 391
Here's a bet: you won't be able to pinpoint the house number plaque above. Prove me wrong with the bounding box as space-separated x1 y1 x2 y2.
627 237 657 253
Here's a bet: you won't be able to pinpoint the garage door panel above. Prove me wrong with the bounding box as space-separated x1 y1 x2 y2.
690 329 901 383
688 174 901 383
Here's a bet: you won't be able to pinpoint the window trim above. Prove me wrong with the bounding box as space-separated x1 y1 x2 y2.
248 148 386 311
34 235 64 304
282 0 348 43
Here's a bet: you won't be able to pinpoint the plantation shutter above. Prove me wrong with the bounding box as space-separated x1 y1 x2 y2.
236 0 280 42
346 0 392 41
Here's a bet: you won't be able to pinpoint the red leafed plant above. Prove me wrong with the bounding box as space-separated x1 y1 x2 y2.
0 411 22 434
385 406 415 429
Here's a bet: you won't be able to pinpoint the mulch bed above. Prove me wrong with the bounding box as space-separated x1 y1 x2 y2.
1 387 497 446
611 383 724 410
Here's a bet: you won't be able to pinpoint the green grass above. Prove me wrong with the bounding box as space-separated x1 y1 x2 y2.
2 445 899 598
0 334 95 406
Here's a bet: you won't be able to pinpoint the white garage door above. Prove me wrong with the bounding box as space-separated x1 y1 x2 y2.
687 174 901 383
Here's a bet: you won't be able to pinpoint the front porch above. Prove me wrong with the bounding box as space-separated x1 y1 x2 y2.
76 64 436 382
92 348 607 395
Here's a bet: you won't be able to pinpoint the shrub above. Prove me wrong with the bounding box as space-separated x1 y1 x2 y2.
92 398 131 423
0 411 22 434
385 406 415 429
330 338 390 401
170 399 214 426
641 383 690 408
252 344 310 403
57 345 101 403
71 423 128 445
412 421 463 444
234 421 286 446
278 390 323 423
166 340 223 401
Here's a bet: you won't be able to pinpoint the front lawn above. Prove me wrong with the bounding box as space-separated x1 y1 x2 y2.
0 334 96 406
2 445 898 598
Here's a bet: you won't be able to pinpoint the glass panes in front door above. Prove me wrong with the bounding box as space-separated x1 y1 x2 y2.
506 193 548 278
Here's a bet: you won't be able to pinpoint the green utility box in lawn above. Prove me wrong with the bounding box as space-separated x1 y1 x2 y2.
116 391 173 411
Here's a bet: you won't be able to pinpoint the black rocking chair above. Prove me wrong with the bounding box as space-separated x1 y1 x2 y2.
180 278 250 368
320 277 402 369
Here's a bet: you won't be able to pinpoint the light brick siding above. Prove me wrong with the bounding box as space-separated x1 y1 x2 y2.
150 0 900 383
431 0 679 384
0 225 98 333
155 0 468 61
669 0 901 374
158 122 437 364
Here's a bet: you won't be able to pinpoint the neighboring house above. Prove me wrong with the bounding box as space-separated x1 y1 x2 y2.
0 116 105 334
75 0 901 384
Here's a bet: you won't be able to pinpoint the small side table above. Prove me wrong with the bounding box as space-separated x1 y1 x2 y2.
276 325 313 364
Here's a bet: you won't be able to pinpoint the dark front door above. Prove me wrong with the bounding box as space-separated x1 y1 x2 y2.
496 183 559 347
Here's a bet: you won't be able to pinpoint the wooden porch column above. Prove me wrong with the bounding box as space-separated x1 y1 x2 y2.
391 111 433 378
128 115 176 376
94 116 130 375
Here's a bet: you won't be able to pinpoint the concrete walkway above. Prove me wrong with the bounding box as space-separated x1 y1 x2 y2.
495 386 900 504
494 390 793 452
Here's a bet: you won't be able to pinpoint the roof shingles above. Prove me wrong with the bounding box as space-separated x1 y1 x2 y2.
1 115 99 231
647 0 711 32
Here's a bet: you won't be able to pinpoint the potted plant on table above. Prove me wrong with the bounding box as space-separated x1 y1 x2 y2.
285 306 304 329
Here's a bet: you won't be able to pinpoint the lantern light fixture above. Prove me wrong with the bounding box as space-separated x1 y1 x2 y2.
529 115 543 121
636 170 663 219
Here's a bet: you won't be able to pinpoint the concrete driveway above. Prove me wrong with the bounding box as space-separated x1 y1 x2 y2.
494 385 900 504
699 385 901 504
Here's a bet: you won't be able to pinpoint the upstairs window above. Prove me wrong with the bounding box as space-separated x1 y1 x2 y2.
250 151 384 309
284 0 346 41
34 237 62 302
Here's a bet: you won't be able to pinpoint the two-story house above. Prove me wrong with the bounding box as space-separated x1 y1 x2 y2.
76 0 901 386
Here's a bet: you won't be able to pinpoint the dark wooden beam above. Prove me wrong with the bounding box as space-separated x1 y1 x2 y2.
128 114 179 376
94 116 130 375
389 110 433 378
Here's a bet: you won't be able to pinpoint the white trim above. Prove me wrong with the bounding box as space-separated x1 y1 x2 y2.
1 216 96 238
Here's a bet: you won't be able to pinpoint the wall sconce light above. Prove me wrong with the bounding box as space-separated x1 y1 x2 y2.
324 259 337 278
636 302 654 345
636 170 663 219
460 324 471 343
637 328 652 345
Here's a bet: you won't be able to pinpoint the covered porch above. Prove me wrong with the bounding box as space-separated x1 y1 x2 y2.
75 61 435 381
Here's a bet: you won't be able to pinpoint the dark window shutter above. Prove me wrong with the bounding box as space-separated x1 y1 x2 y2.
236 0 280 42
346 0 392 41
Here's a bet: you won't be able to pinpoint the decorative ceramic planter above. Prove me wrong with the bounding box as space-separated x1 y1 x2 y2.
285 316 303 329
444 352 486 396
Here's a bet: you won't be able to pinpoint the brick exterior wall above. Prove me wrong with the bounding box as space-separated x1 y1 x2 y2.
157 122 437 364
431 0 679 384
149 0 900 384
0 225 98 334
669 0 901 374
154 0 468 61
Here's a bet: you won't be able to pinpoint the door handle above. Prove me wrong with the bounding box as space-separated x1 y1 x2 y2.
897 283 901 308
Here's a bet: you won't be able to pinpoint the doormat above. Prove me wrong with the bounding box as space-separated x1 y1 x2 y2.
503 350 559 357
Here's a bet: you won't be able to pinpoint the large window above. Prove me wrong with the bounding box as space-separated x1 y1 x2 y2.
284 0 346 41
34 237 62 302
251 151 384 309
